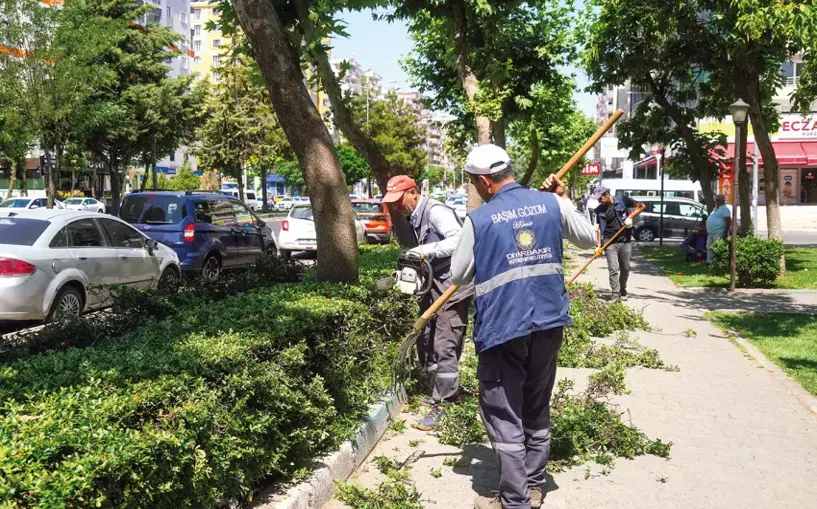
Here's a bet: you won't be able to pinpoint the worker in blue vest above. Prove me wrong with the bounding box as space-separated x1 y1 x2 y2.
451 145 596 509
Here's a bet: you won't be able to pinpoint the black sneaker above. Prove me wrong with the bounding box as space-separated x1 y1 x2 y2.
620 290 628 301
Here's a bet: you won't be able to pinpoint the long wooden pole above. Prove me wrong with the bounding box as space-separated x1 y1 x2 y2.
412 109 627 333
567 204 646 285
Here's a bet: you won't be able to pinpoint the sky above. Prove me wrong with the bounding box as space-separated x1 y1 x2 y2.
330 10 599 119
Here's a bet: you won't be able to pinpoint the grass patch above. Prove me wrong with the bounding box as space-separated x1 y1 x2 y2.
640 245 817 289
707 312 817 395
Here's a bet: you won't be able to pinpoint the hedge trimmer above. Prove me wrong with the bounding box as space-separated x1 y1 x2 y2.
390 110 626 389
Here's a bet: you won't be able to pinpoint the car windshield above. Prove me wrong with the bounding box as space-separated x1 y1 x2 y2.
64 198 84 204
120 195 187 225
291 206 314 221
352 202 384 214
0 199 31 208
0 217 50 245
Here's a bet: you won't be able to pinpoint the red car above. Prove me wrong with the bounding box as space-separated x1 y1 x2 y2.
351 200 392 244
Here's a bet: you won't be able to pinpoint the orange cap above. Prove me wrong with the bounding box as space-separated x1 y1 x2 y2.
381 175 417 203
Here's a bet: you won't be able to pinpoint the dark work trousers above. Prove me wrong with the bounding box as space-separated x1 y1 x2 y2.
605 241 632 297
418 278 472 404
477 328 563 509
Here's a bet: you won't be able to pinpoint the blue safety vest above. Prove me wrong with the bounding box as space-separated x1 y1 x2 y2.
469 183 569 354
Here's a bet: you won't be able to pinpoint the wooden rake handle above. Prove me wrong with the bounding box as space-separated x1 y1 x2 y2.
410 110 626 330
567 204 647 285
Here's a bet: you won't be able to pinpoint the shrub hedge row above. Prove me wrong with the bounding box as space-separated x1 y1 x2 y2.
0 246 414 508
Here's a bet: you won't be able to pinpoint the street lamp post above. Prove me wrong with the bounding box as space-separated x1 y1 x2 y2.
729 99 750 292
657 153 664 246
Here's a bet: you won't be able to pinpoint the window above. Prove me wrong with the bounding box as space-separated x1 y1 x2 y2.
169 152 176 162
66 219 106 248
99 218 144 249
291 206 314 221
49 227 69 248
231 201 255 226
0 218 50 246
213 55 221 65
180 12 186 24
634 165 658 180
208 199 236 225
678 203 702 218
181 57 188 70
87 198 98 205
194 200 213 223
166 6 171 23
663 202 681 216
194 8 201 20
246 192 256 201
213 71 220 82
212 39 221 48
194 56 201 65
32 198 47 208
194 40 202 52
194 25 201 36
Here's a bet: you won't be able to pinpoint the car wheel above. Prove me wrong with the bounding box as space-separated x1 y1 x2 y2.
97 209 104 214
48 286 84 321
636 227 656 242
158 267 180 290
263 245 277 257
202 254 222 280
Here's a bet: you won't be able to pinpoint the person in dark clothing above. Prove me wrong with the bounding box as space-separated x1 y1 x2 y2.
594 187 642 302
681 225 708 263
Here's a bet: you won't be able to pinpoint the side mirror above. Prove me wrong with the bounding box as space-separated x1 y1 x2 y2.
30 205 39 209
145 239 158 255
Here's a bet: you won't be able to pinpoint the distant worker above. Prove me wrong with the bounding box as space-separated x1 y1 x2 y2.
705 194 732 265
381 175 473 432
681 224 708 263
594 187 642 302
451 144 596 509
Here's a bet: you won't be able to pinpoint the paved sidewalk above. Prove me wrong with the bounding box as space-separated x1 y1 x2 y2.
326 250 817 509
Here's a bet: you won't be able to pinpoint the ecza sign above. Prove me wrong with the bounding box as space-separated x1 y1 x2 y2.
779 115 817 139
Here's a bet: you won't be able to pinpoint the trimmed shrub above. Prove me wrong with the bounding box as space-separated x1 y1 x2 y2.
711 236 784 287
0 248 414 508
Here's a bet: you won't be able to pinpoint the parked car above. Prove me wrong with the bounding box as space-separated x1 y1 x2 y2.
352 199 393 244
220 190 265 211
0 197 65 210
63 197 106 214
0 209 180 322
275 196 309 212
118 190 277 280
278 204 366 258
630 196 708 242
445 196 467 221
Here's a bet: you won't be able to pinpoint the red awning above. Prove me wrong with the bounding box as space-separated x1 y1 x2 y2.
633 155 658 169
726 141 817 166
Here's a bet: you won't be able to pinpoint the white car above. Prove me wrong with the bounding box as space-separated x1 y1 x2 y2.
446 196 467 220
0 197 65 210
275 196 309 212
277 204 366 258
220 190 266 211
0 209 180 322
63 197 106 214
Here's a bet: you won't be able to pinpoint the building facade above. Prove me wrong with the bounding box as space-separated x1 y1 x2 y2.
189 1 228 83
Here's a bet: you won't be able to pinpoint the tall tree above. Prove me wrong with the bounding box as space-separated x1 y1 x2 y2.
228 0 359 282
79 0 199 215
0 104 33 198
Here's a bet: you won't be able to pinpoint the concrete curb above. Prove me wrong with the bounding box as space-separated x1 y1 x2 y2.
250 389 406 509
731 335 817 419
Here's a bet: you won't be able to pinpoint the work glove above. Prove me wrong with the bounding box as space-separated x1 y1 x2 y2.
624 217 633 229
594 247 604 258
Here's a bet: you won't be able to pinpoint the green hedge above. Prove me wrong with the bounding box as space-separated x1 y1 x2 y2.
0 246 414 508
711 236 784 287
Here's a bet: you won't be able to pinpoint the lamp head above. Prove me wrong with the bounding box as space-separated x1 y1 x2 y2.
730 99 750 124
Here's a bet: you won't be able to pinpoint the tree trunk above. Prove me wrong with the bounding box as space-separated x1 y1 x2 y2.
452 0 489 212
237 169 245 202
260 165 269 212
232 0 358 282
19 161 27 196
44 146 57 209
108 156 123 216
291 0 415 247
6 161 17 198
518 128 540 187
737 121 752 235
746 77 785 275
492 115 506 149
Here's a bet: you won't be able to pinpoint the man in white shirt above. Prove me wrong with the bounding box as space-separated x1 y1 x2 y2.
382 175 474 431
705 194 732 265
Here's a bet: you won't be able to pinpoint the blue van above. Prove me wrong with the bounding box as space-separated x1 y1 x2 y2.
119 190 277 279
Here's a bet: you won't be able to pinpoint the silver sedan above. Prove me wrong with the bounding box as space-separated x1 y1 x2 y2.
0 209 180 322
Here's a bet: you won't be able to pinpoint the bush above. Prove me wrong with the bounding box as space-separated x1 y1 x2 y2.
711 236 784 287
0 247 415 508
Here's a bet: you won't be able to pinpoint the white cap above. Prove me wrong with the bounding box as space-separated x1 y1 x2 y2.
465 144 511 175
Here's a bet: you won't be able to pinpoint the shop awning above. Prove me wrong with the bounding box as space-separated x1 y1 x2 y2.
726 141 817 166
265 174 286 184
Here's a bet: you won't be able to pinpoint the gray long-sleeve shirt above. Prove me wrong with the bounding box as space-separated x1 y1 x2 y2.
451 194 597 286
409 196 462 259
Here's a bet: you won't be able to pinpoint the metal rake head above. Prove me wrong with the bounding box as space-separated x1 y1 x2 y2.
391 328 422 391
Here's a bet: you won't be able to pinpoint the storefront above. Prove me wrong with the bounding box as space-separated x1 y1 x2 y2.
705 113 817 205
